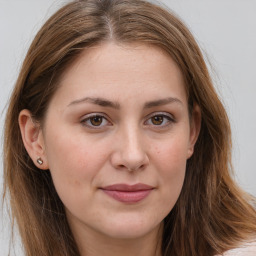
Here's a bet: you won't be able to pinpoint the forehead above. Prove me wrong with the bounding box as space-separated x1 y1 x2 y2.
52 42 187 107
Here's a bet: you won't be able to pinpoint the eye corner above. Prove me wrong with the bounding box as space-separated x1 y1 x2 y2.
80 113 112 130
144 112 176 128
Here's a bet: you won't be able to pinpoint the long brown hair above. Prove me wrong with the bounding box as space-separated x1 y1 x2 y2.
3 0 256 255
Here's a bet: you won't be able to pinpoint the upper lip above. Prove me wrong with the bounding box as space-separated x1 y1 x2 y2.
101 183 154 192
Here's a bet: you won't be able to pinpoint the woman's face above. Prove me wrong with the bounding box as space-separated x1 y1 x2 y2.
28 43 200 240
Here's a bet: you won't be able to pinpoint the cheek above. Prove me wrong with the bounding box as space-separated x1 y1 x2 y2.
153 137 188 209
44 129 108 197
155 135 188 173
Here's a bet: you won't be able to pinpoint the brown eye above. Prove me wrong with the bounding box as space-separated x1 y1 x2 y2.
144 113 174 128
81 114 111 129
90 116 103 126
151 115 164 125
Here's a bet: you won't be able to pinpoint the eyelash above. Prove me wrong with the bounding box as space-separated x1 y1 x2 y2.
80 113 111 129
144 112 175 128
80 112 175 129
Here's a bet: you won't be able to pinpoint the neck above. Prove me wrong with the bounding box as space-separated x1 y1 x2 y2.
71 222 163 256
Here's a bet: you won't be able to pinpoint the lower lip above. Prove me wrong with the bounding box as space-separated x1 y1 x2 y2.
102 189 152 203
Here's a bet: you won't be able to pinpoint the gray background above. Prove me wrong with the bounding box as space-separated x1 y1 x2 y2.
1 0 256 254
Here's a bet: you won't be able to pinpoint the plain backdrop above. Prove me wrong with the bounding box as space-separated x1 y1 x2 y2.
1 0 256 255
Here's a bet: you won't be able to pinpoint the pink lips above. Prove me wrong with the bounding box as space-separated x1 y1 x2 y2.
101 183 154 203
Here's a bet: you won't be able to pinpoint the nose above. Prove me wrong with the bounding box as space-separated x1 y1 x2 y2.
110 125 149 172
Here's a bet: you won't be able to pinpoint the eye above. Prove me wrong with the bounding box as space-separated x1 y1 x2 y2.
81 114 111 129
145 112 175 127
151 115 165 125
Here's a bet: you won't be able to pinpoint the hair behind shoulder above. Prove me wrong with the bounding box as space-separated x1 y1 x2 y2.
3 0 256 256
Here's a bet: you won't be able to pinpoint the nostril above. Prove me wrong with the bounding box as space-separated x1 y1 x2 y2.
116 163 146 172
127 163 146 172
110 141 149 171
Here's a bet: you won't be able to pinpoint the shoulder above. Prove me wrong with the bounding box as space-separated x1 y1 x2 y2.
219 241 256 256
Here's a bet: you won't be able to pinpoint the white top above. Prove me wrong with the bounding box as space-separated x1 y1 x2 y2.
217 241 256 256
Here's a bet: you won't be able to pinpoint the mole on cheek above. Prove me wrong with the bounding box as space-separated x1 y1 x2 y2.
70 179 81 187
154 147 161 154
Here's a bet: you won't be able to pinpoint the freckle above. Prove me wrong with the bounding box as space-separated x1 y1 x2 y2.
155 147 160 154
72 179 80 186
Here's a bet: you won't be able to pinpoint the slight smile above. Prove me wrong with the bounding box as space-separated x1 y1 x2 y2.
100 183 155 203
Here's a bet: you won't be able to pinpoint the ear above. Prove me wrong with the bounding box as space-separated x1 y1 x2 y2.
187 104 201 159
19 109 49 170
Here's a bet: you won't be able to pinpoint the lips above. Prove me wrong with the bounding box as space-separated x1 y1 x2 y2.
101 183 154 203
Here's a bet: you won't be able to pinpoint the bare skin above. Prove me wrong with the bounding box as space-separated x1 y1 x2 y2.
71 219 163 256
19 42 201 256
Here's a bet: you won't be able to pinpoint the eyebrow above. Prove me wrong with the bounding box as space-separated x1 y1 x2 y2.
68 96 182 109
68 97 120 109
144 97 183 108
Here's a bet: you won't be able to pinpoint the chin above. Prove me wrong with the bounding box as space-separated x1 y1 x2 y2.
99 216 162 240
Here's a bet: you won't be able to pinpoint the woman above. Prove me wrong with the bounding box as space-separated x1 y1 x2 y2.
3 0 256 255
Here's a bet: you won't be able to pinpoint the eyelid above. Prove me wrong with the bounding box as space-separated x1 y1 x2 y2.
145 111 175 120
80 111 175 129
80 113 112 129
144 111 175 127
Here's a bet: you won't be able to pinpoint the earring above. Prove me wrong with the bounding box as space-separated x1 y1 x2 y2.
37 157 43 165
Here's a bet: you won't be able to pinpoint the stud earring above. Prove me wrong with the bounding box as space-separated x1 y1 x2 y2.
37 157 43 165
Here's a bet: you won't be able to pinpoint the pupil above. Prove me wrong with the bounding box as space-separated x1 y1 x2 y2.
152 116 163 125
91 116 102 126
